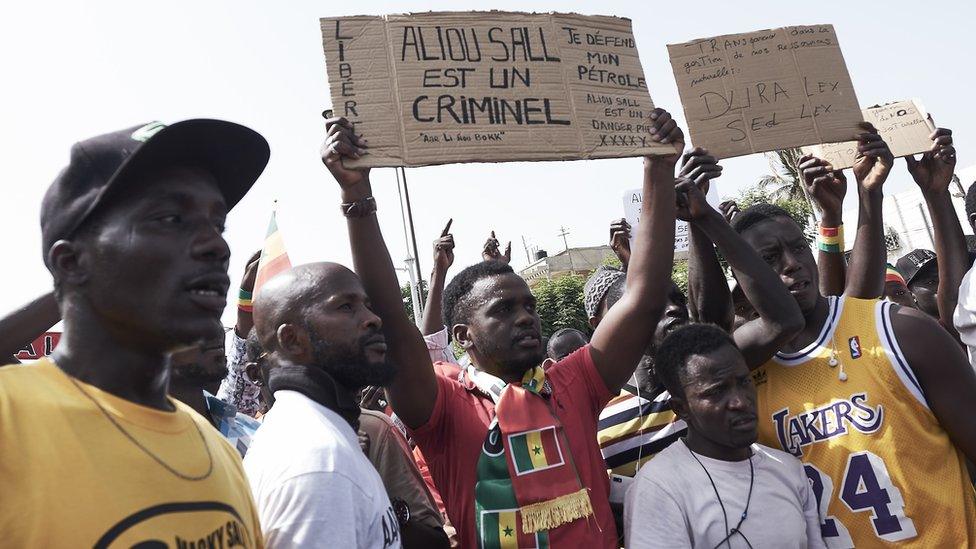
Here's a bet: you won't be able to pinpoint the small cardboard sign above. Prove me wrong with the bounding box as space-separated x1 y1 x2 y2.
802 100 936 169
622 183 720 254
667 24 863 159
320 12 672 167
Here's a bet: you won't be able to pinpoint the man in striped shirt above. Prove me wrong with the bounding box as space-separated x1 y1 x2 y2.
585 268 689 477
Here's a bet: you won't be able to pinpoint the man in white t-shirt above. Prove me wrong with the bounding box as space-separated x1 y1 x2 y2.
244 263 401 548
625 324 825 548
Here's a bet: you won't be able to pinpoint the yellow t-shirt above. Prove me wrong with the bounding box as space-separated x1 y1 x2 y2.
753 296 976 548
0 359 263 548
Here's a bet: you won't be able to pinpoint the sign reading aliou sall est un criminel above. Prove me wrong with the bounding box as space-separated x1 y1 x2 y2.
319 12 673 167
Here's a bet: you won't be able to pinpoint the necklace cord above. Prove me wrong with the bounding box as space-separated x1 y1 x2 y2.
685 441 755 549
67 376 214 481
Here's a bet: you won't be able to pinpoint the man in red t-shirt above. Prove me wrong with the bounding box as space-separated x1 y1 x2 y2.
321 108 683 548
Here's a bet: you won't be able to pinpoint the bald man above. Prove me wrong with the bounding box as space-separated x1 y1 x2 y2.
243 263 402 548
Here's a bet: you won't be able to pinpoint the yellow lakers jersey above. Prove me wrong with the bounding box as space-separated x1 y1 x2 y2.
753 296 976 548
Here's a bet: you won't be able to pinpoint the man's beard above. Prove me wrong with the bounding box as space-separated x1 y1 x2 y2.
309 331 396 389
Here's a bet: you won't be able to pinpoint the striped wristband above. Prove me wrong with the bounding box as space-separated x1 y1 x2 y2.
238 289 253 312
817 225 844 253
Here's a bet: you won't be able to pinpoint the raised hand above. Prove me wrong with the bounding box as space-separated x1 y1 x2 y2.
718 200 740 224
799 154 847 224
675 177 716 223
433 219 455 272
907 127 956 196
646 107 685 169
320 116 370 188
240 250 263 294
482 231 511 264
852 122 894 194
678 147 723 186
609 218 632 268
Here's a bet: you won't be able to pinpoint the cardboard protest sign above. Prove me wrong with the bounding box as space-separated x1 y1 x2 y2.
667 25 863 159
623 183 720 255
803 100 936 169
16 332 60 361
320 12 672 167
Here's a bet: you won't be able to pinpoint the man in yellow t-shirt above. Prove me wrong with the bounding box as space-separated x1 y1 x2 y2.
0 120 268 547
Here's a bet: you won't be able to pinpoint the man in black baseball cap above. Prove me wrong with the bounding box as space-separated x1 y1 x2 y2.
0 119 269 546
897 248 939 318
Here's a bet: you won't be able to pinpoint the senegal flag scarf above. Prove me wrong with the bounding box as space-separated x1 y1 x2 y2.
464 364 594 548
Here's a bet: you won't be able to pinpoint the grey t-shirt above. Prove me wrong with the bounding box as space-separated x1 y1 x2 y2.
624 440 826 548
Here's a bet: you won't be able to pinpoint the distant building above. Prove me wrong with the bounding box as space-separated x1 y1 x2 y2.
519 245 614 287
841 182 972 263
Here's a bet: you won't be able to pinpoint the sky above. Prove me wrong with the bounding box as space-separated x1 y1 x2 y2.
3 0 974 327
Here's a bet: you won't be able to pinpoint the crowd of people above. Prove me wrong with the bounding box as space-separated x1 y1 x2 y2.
2 103 976 548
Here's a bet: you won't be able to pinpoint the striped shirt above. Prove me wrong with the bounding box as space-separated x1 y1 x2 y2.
597 386 686 477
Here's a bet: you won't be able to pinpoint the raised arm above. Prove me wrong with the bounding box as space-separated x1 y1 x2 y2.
678 152 804 368
679 149 733 330
589 108 680 393
608 218 632 270
0 292 60 362
843 124 893 299
798 155 848 296
894 304 976 461
421 219 454 336
321 117 437 429
235 250 262 338
907 128 965 338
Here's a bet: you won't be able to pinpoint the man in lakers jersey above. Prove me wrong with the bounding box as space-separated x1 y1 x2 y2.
732 126 976 547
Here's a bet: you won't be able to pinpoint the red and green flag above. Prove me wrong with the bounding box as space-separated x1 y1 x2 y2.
480 509 549 549
509 427 563 476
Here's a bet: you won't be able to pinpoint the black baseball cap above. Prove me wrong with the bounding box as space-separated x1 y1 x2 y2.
40 119 270 268
896 249 937 285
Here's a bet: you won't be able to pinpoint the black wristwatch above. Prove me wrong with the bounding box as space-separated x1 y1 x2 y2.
391 497 410 526
341 196 377 218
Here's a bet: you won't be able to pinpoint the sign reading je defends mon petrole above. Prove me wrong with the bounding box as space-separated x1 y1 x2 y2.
319 12 672 168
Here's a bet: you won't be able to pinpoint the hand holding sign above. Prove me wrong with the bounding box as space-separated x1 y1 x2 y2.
852 123 894 194
646 108 685 170
322 116 370 188
799 155 847 225
906 128 957 196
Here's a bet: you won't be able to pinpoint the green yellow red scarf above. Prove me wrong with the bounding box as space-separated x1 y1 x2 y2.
463 365 594 548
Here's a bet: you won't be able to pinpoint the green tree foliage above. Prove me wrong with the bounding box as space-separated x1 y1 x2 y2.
736 183 815 238
532 273 590 338
400 280 429 324
671 259 689 295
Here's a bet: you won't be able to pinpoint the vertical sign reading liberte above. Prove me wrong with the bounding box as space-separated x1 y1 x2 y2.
320 12 672 168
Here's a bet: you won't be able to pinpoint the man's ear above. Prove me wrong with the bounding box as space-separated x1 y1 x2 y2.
588 316 599 330
669 394 689 422
968 213 976 235
276 323 309 361
48 239 90 289
453 323 473 350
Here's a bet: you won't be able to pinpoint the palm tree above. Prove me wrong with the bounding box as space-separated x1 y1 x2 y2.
758 148 805 201
759 147 819 226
